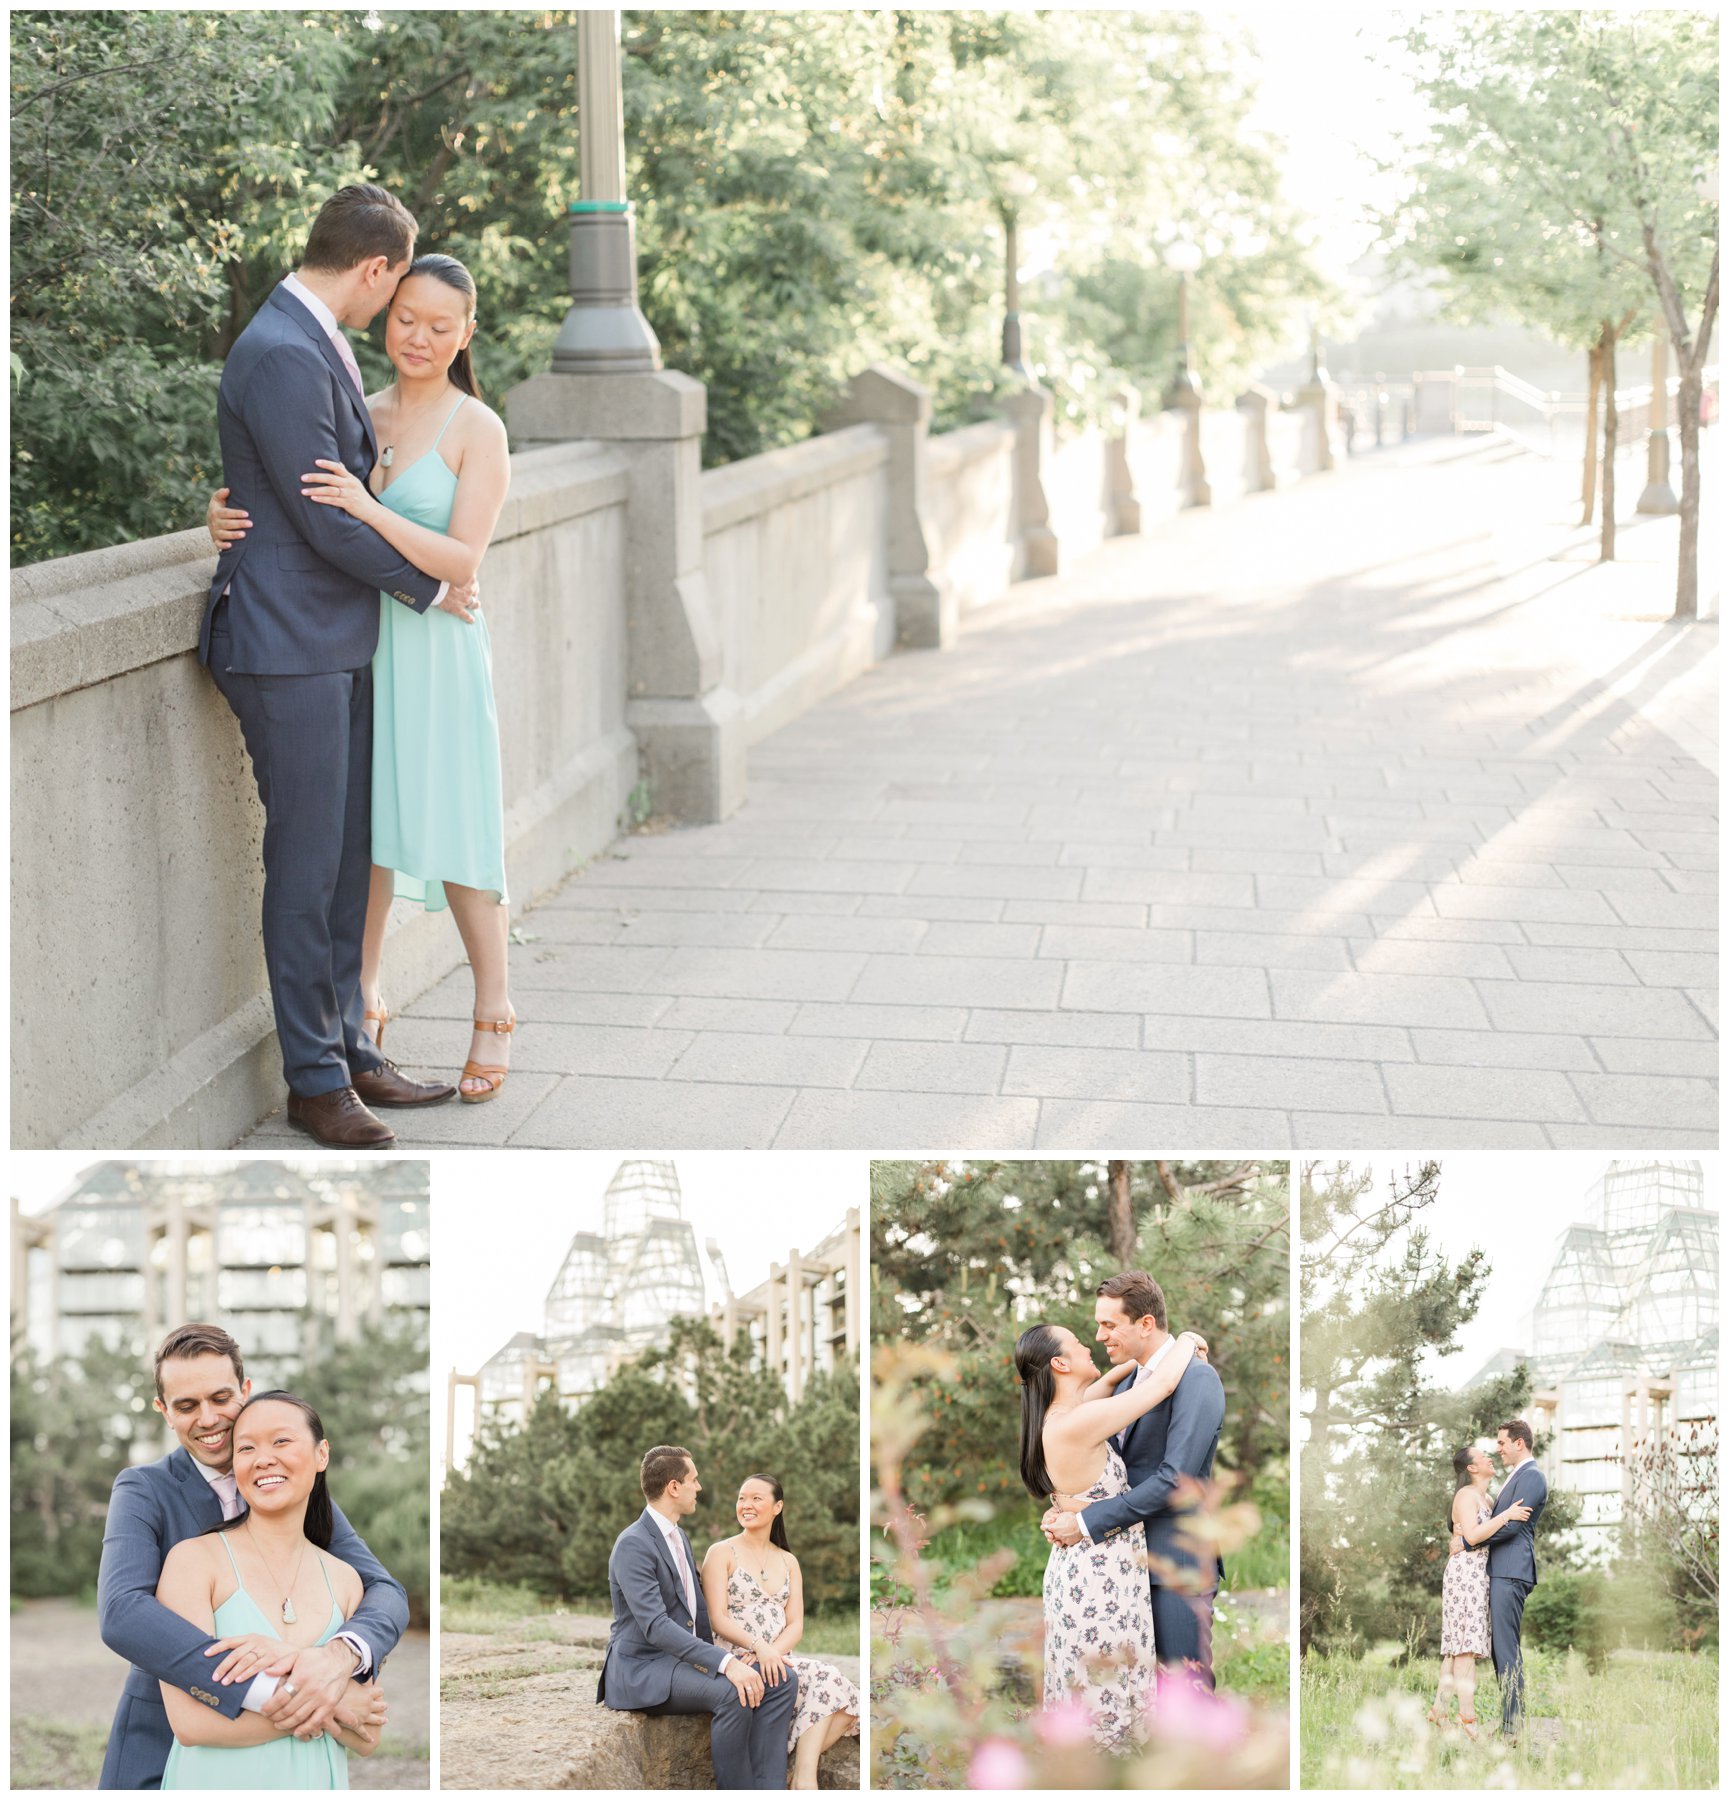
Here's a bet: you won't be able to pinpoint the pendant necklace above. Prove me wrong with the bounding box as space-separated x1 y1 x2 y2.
245 1522 309 1625
381 388 449 473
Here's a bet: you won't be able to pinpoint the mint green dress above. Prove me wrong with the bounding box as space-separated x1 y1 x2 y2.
160 1535 349 1789
371 395 508 912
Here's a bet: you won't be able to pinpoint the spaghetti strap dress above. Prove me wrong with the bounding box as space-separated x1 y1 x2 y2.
370 393 509 913
160 1536 350 1789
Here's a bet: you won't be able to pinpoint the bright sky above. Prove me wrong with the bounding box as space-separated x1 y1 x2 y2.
1325 1156 1719 1391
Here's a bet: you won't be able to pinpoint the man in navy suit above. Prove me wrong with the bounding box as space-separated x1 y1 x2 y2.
96 1323 407 1789
202 183 479 1146
1041 1270 1228 1686
1485 1418 1548 1744
598 1445 798 1789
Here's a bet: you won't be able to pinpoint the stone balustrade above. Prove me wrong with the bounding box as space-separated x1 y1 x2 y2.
11 360 1313 1147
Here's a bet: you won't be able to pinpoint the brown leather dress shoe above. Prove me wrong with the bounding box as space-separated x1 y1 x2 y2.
353 1059 458 1109
286 1086 396 1148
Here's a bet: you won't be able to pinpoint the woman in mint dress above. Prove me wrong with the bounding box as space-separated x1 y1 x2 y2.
154 1393 378 1787
208 254 516 1101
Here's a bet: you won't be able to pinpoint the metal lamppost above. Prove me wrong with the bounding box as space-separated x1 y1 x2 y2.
1161 240 1210 507
999 169 1037 379
552 9 660 373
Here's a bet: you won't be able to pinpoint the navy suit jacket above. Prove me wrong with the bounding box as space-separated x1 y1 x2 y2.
1082 1355 1226 1583
1486 1458 1547 1586
199 282 441 675
96 1445 407 1790
597 1509 728 1710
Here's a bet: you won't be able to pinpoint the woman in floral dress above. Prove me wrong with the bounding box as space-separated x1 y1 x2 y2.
700 1474 859 1789
1431 1444 1532 1739
1014 1322 1205 1750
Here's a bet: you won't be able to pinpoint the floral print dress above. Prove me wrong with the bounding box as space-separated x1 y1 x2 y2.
725 1562 861 1753
1439 1494 1492 1656
1043 1441 1156 1750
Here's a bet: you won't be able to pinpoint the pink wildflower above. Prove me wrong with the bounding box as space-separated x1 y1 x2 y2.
968 1736 1031 1789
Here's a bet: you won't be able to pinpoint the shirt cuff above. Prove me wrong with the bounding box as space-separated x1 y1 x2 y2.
239 1672 280 1712
1076 1508 1095 1545
718 1652 733 1676
333 1632 371 1677
431 581 448 608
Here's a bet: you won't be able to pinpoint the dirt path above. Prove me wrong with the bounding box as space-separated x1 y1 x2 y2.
10 1597 429 1788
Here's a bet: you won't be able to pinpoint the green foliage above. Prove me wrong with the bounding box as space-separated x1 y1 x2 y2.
441 1316 859 1612
873 1158 1290 1523
12 10 1323 563
1521 1571 1607 1671
8 1319 432 1617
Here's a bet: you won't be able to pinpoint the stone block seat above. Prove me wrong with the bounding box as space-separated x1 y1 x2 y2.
439 1628 861 1790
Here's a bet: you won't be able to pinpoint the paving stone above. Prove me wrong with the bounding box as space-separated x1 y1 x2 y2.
1588 1036 1719 1077
1409 1027 1598 1072
1542 1123 1718 1148
858 895 1007 922
658 997 800 1034
1196 1054 1387 1113
856 1040 1011 1095
1064 962 1271 1018
1384 1064 1588 1123
1349 938 1517 979
1569 1072 1718 1131
667 1031 869 1089
1037 925 1195 964
964 1009 1143 1049
1034 1099 1292 1149
1501 946 1640 986
586 910 780 949
1142 1015 1416 1062
1430 884 1619 925
1477 980 1715 1041
642 946 869 1002
511 1076 795 1148
918 922 1046 958
507 945 679 992
908 865 1088 902
788 1002 970 1040
1290 1111 1552 1149
736 858 920 895
1606 892 1719 929
854 954 1066 1010
772 1089 1040 1148
1001 1045 1187 1103
1271 970 1489 1030
762 914 929 954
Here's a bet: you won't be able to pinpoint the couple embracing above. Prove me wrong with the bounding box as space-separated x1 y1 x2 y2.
97 1323 405 1788
199 182 518 1147
1016 1270 1227 1750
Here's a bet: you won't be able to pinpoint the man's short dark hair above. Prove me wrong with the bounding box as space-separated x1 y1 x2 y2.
641 1444 694 1500
1498 1418 1534 1451
1097 1270 1167 1329
153 1323 244 1399
301 183 417 273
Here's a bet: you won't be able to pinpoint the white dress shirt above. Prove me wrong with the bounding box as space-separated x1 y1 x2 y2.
194 1458 373 1710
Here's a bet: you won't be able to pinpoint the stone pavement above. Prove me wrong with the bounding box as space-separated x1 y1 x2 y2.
246 434 1718 1151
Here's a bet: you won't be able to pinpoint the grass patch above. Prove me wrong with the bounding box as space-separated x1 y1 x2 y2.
799 1608 861 1657
11 1719 110 1790
1214 1598 1290 1705
1226 1514 1289 1591
1301 1645 1718 1789
440 1575 606 1634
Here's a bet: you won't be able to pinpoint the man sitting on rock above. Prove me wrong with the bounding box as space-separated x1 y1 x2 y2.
598 1444 798 1790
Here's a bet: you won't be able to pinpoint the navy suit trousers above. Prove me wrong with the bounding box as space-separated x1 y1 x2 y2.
209 606 387 1096
1490 1574 1533 1736
641 1660 798 1790
1151 1578 1217 1688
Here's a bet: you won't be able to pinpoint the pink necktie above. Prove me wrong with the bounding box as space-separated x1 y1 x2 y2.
329 328 365 400
670 1529 695 1618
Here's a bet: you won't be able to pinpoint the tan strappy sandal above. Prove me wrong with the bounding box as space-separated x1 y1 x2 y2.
363 1001 390 1048
460 1012 515 1103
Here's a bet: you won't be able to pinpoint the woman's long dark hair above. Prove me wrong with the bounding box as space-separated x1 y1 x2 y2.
1015 1324 1064 1500
1450 1445 1477 1534
217 1390 334 1550
406 253 482 399
744 1473 790 1552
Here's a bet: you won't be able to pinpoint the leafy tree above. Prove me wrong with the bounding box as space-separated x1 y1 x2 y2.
872 1159 1289 1517
1299 1160 1584 1655
11 10 1324 561
1381 12 1719 611
441 1316 859 1611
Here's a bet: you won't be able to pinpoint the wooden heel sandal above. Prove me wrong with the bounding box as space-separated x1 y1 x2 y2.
460 1013 515 1104
364 1001 390 1048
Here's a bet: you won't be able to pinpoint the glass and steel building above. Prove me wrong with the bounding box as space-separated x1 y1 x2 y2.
1469 1159 1716 1557
448 1160 860 1463
11 1159 432 1390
